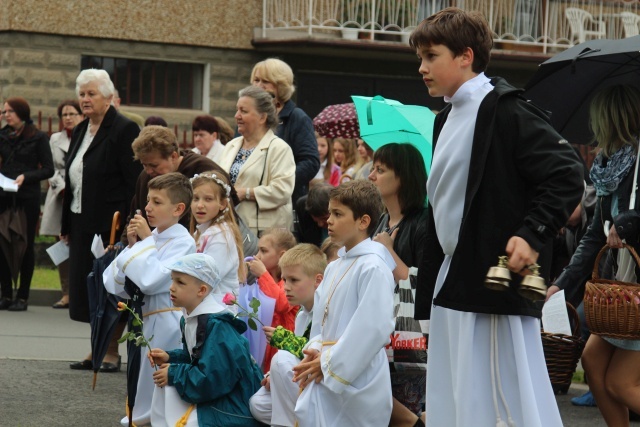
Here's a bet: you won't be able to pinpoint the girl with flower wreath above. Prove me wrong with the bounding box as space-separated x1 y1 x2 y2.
190 171 245 311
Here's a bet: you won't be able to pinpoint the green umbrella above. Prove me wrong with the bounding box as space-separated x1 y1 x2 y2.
351 95 435 175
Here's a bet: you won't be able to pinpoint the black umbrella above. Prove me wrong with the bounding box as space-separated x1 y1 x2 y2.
123 277 145 427
0 197 27 287
89 211 123 390
524 36 640 144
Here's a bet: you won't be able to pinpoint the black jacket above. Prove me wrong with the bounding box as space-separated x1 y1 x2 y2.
276 100 320 203
554 160 640 299
0 125 53 199
374 207 428 270
415 78 583 320
61 106 141 235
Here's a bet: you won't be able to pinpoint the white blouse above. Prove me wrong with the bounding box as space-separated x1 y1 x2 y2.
68 130 94 214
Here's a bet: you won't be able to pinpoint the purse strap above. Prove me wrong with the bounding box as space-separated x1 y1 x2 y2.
629 139 640 209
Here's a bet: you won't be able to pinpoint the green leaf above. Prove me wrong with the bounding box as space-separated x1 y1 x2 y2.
147 335 153 342
249 297 261 311
132 318 142 327
236 311 250 318
135 336 145 346
128 334 136 341
117 334 129 344
248 318 258 331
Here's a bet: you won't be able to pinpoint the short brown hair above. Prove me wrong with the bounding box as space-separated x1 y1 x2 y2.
279 243 327 278
132 125 179 160
147 172 193 218
260 227 297 251
330 180 383 235
409 7 493 73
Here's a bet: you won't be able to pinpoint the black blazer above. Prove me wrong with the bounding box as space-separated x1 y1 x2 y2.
61 106 141 235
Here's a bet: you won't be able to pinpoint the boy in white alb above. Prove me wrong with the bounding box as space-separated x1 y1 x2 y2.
410 8 583 427
292 180 396 427
249 243 326 426
103 172 196 426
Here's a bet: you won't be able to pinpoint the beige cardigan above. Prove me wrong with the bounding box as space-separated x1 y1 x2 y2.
219 129 296 234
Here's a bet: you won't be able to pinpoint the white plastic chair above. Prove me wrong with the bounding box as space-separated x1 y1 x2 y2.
565 7 606 44
620 12 640 38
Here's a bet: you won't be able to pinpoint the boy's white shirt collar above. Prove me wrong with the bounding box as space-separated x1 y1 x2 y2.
445 72 491 105
337 238 396 271
183 293 226 319
152 223 188 239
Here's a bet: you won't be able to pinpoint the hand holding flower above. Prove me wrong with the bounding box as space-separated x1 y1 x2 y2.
148 348 169 368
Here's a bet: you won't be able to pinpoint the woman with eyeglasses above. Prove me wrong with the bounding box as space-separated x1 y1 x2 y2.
40 100 83 309
0 97 54 311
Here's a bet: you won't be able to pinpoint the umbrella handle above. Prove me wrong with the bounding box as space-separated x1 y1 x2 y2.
109 211 121 248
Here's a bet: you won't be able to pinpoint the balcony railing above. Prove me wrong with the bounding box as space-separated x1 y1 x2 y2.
259 0 640 53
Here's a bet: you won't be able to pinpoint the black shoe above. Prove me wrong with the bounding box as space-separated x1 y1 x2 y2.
69 359 93 370
100 355 121 373
7 299 27 311
0 297 12 310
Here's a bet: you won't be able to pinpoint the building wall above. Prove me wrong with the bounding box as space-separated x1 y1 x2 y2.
0 31 262 132
0 0 261 50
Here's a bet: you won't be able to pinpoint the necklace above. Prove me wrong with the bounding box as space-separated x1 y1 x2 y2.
322 257 359 327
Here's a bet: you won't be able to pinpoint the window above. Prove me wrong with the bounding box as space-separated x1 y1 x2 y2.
81 56 204 110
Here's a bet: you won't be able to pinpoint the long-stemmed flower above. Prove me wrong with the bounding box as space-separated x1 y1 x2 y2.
223 292 264 331
116 301 157 370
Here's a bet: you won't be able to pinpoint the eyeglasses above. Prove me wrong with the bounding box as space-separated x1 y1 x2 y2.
1 109 15 115
61 113 79 118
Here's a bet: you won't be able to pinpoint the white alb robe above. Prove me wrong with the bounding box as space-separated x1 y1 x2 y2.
425 74 562 427
250 307 313 427
103 223 196 427
195 221 240 313
150 294 227 427
294 239 395 427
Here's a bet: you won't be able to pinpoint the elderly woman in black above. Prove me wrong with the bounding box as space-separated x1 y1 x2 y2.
0 97 54 311
61 69 141 371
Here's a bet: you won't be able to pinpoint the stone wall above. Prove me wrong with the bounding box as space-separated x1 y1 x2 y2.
0 31 262 133
0 0 261 50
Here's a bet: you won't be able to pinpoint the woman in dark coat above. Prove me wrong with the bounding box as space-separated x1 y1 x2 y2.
60 69 141 369
0 97 54 311
369 143 428 426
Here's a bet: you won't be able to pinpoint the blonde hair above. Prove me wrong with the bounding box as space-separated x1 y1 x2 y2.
279 243 327 278
250 58 295 103
132 125 180 159
260 227 297 280
190 172 245 281
590 85 640 157
334 138 361 176
320 237 340 263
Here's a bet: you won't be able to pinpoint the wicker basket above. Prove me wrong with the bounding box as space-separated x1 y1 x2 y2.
584 244 640 340
541 302 585 394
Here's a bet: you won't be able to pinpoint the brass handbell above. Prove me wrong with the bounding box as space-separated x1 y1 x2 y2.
485 256 512 291
518 263 547 301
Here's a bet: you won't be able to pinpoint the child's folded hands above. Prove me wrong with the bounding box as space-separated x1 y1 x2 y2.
292 349 323 389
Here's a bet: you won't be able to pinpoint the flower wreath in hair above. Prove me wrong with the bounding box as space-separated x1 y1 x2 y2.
191 172 231 222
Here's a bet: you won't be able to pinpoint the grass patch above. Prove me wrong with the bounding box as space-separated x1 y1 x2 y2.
573 370 585 383
32 267 61 289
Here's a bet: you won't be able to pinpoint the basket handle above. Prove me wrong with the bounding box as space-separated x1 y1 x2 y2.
592 243 640 280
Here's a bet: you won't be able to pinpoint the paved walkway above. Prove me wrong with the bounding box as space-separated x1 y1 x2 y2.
0 305 636 426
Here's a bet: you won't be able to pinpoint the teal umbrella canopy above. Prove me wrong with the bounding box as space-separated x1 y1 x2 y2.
351 95 435 174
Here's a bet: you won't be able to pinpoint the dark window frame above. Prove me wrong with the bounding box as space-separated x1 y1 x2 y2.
80 56 204 110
